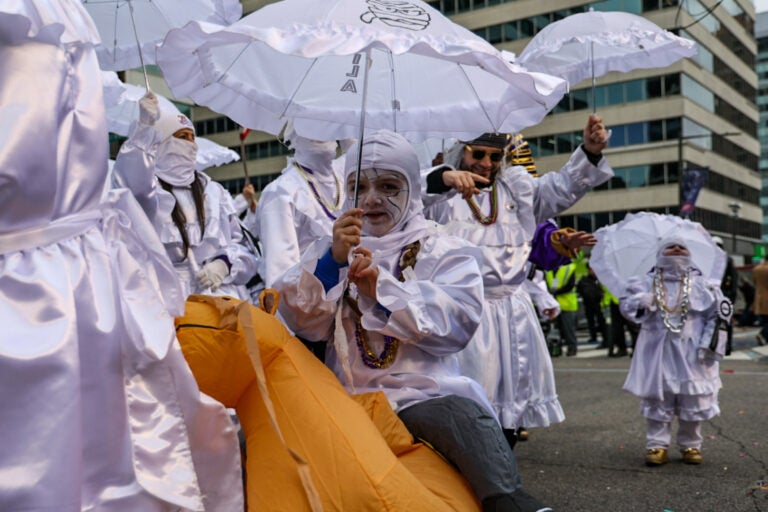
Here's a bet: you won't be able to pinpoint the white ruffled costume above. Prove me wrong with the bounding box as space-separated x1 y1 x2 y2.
114 104 258 301
424 143 613 429
275 131 492 415
0 2 242 511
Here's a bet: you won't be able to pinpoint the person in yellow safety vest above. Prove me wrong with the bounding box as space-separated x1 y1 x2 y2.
546 263 579 356
603 287 640 357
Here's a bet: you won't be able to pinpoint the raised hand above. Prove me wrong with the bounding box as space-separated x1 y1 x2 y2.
442 170 490 199
332 208 363 264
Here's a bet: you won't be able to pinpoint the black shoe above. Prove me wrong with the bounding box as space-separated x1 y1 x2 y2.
566 346 577 357
481 489 553 512
502 428 518 450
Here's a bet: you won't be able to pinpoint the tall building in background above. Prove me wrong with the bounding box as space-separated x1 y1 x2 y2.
136 0 761 263
756 11 768 253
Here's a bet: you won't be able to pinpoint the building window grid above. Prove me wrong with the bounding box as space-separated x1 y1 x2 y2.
558 208 761 239
219 172 283 196
529 117 758 173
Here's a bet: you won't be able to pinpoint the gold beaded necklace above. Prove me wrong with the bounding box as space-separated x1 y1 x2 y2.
465 183 498 225
346 241 421 369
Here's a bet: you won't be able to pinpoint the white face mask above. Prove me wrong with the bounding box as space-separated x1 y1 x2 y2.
292 136 337 174
155 137 198 186
347 169 409 237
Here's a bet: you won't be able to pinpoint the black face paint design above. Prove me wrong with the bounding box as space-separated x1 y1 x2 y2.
347 168 409 236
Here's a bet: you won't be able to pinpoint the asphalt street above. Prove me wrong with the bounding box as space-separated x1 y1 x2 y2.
514 327 768 512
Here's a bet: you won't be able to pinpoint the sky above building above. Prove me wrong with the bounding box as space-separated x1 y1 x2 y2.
757 0 768 12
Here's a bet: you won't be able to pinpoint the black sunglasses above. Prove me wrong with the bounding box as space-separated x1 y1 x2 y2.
465 145 503 163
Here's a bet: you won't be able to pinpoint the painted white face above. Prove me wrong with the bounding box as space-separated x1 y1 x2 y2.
347 168 409 237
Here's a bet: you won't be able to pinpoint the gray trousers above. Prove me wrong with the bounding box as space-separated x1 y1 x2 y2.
398 395 522 502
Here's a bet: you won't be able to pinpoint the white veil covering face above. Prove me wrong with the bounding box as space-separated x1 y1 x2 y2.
655 235 695 276
343 130 434 257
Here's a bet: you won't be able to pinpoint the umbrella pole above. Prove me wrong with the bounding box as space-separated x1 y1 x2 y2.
239 134 250 183
353 48 372 209
590 40 596 114
127 0 151 91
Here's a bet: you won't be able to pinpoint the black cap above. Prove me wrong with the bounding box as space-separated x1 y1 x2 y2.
462 132 510 150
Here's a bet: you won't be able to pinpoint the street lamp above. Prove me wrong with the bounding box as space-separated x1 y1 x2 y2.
728 201 742 254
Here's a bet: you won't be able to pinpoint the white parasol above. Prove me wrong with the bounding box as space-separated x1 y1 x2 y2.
82 0 242 88
101 71 239 171
517 10 696 112
590 211 727 298
154 0 567 144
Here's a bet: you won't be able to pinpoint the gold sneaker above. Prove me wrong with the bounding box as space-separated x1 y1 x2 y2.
645 448 669 466
682 447 703 465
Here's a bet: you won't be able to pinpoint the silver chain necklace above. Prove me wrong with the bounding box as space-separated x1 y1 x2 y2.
653 269 691 333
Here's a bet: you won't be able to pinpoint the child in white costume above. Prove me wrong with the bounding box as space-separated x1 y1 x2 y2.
276 130 553 512
0 2 242 510
620 237 731 466
114 94 258 301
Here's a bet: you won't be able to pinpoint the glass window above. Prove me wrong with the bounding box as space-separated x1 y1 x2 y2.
611 125 627 146
646 76 662 98
664 73 681 95
457 0 472 12
607 82 624 105
556 133 573 153
627 122 645 145
665 117 681 140
648 120 664 141
649 163 666 185
642 0 660 11
553 95 570 114
576 214 593 232
594 212 610 229
503 22 517 41
559 215 575 229
570 89 589 111
533 15 550 34
627 166 649 187
488 25 502 44
612 210 628 223
539 137 555 156
519 18 534 37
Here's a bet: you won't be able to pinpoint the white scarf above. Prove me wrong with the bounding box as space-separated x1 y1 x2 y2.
155 137 198 187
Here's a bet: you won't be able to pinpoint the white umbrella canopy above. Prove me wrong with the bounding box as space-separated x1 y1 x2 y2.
517 10 697 88
155 0 567 143
101 71 239 171
82 0 242 72
590 211 726 298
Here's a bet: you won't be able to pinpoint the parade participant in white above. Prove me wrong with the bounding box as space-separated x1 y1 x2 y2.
275 130 552 512
0 2 242 510
620 237 730 466
114 93 258 300
255 124 351 287
423 116 613 432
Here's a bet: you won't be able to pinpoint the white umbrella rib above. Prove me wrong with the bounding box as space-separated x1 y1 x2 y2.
455 62 498 134
279 57 321 119
385 48 398 134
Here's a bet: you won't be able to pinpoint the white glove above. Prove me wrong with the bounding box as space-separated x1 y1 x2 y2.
139 92 160 126
633 292 655 310
196 259 229 290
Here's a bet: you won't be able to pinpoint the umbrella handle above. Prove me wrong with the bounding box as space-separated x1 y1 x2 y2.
353 48 372 209
127 0 151 92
